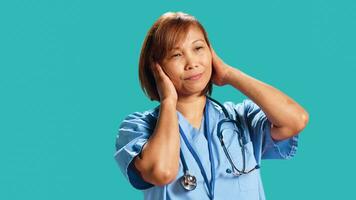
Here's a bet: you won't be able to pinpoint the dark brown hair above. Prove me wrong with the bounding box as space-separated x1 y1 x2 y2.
138 11 213 101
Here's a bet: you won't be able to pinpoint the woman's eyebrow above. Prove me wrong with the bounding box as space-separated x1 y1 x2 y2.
192 39 205 44
171 39 205 50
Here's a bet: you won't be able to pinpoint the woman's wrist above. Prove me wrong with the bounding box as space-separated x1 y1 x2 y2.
160 98 177 108
221 65 235 85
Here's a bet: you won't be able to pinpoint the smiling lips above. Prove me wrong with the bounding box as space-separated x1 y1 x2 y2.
185 73 203 81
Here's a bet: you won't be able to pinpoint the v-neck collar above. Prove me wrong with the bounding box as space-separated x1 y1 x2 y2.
177 110 205 140
177 112 205 132
176 98 210 140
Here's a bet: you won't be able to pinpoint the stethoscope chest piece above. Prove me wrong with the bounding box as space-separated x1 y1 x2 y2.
180 172 197 191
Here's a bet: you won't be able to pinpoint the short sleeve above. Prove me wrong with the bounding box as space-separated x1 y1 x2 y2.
114 111 157 190
223 99 299 163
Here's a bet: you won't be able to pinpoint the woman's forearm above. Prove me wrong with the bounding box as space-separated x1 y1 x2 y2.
134 99 180 185
225 66 309 139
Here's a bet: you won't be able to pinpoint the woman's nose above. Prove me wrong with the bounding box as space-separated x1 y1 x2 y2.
184 54 198 70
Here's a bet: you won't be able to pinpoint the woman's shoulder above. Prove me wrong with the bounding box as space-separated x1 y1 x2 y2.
120 106 160 130
115 106 160 158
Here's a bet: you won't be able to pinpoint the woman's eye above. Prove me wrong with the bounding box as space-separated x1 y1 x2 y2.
195 46 204 51
171 53 181 58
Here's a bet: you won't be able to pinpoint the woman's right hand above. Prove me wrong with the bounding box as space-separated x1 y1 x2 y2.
152 63 178 103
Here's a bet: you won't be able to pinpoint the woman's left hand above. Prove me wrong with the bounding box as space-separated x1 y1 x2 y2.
210 47 232 86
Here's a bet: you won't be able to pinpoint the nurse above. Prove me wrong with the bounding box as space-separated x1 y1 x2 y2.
114 11 309 200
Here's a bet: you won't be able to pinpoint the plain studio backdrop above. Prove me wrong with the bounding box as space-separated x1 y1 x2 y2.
0 0 355 199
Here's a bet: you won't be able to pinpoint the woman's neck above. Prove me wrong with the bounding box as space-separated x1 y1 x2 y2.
176 94 207 129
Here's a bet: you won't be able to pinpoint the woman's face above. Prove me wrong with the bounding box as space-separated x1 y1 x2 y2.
161 26 212 97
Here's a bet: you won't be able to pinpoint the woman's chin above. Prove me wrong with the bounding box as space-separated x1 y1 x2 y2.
179 86 207 97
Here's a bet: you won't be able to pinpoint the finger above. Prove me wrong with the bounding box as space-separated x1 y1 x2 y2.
211 46 217 58
211 47 222 64
151 63 159 80
155 63 164 74
155 63 167 79
152 63 167 83
210 44 215 53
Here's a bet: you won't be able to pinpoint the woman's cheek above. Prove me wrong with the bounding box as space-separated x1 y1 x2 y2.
203 53 212 67
205 58 212 74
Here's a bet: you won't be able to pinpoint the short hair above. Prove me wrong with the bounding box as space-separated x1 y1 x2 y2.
138 11 213 101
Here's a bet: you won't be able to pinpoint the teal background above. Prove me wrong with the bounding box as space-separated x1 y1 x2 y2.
1 0 355 199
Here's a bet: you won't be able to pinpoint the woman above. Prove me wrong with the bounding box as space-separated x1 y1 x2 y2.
114 11 309 200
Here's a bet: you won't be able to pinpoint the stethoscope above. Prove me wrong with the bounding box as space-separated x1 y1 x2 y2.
179 96 260 199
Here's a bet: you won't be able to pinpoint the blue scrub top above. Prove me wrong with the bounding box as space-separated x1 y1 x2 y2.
114 98 299 200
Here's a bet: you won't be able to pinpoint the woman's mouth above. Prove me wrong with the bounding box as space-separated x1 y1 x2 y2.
185 73 203 81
